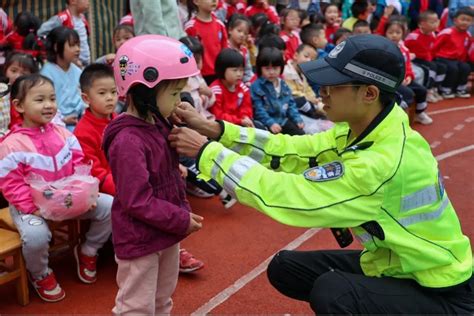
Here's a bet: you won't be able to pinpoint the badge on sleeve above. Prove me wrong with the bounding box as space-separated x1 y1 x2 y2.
303 161 344 182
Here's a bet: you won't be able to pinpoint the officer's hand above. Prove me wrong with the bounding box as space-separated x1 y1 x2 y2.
169 126 208 158
173 102 206 129
270 123 282 134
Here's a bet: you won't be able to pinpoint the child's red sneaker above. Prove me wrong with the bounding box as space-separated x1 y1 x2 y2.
74 245 98 284
30 270 66 302
179 249 204 273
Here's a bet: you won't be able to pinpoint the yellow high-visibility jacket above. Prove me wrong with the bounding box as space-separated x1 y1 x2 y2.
196 103 472 288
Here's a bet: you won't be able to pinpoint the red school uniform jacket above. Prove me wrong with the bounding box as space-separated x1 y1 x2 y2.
399 42 415 81
74 109 117 195
209 79 253 124
432 26 471 61
58 9 90 35
280 30 302 61
404 29 436 61
245 5 279 24
184 16 228 76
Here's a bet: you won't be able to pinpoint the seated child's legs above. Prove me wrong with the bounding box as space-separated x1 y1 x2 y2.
436 58 458 95
408 82 428 113
9 206 52 279
455 61 471 93
113 244 180 315
78 193 113 256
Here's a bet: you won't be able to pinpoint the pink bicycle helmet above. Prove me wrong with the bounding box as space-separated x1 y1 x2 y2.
114 34 199 97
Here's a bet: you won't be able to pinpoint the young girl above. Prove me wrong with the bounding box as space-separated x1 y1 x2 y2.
104 35 204 315
0 53 39 134
40 26 84 131
251 47 304 135
323 4 341 43
210 48 253 126
96 24 135 65
279 8 302 61
185 0 228 84
0 74 112 302
385 17 433 125
227 14 254 84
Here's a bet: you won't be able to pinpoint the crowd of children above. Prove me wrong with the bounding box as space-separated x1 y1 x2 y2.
0 0 473 313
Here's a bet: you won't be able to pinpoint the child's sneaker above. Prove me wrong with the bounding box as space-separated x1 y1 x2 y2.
30 270 66 302
219 190 237 209
426 92 438 103
186 183 214 198
179 249 204 273
74 245 98 284
456 90 471 98
433 90 444 101
415 112 433 125
441 92 455 99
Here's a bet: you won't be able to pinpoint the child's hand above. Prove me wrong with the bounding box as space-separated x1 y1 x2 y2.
178 163 188 178
186 213 203 235
270 123 282 134
63 115 78 125
241 117 254 127
33 210 41 217
402 77 412 86
297 122 305 129
198 84 213 97
105 53 116 64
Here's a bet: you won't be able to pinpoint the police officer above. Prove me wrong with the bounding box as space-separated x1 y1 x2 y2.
168 34 473 314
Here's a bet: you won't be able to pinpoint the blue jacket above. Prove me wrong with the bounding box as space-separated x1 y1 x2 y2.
251 77 303 128
288 0 320 15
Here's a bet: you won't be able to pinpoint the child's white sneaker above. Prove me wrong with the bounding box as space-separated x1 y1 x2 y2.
415 112 433 125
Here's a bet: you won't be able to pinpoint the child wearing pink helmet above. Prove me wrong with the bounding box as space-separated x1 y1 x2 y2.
103 34 204 315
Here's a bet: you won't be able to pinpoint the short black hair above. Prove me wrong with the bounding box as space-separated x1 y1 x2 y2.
418 9 438 22
45 26 80 63
79 63 115 92
179 36 204 59
11 74 54 104
215 48 245 79
454 6 474 18
228 14 251 30
384 15 408 35
296 43 316 54
250 13 269 31
333 27 352 44
351 0 369 18
257 33 286 51
300 24 324 46
258 21 280 39
353 19 370 29
256 47 285 76
113 24 135 38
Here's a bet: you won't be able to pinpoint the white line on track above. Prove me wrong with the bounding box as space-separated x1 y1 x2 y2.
191 228 321 315
453 124 465 131
427 105 474 115
436 144 474 161
192 144 474 315
443 132 454 139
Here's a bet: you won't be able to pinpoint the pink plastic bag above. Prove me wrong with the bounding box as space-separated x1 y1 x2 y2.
26 165 99 221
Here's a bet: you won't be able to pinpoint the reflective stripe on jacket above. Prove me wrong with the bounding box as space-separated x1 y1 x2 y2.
196 103 472 288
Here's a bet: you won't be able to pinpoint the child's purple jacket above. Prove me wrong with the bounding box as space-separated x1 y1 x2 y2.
103 114 190 260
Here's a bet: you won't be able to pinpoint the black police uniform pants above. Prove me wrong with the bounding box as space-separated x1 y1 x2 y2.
267 249 474 314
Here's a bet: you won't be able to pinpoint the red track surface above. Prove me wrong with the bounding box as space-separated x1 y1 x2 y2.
1 98 473 314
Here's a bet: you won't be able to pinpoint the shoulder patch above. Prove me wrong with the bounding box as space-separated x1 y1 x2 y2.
303 161 344 182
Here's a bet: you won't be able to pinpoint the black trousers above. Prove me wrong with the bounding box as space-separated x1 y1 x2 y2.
267 249 474 314
397 82 427 113
435 57 471 92
413 58 447 88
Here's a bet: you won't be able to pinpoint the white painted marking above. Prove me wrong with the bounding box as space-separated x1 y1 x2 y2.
436 145 474 161
430 141 441 149
443 132 454 139
453 124 465 131
465 117 474 123
427 105 474 115
191 228 321 315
